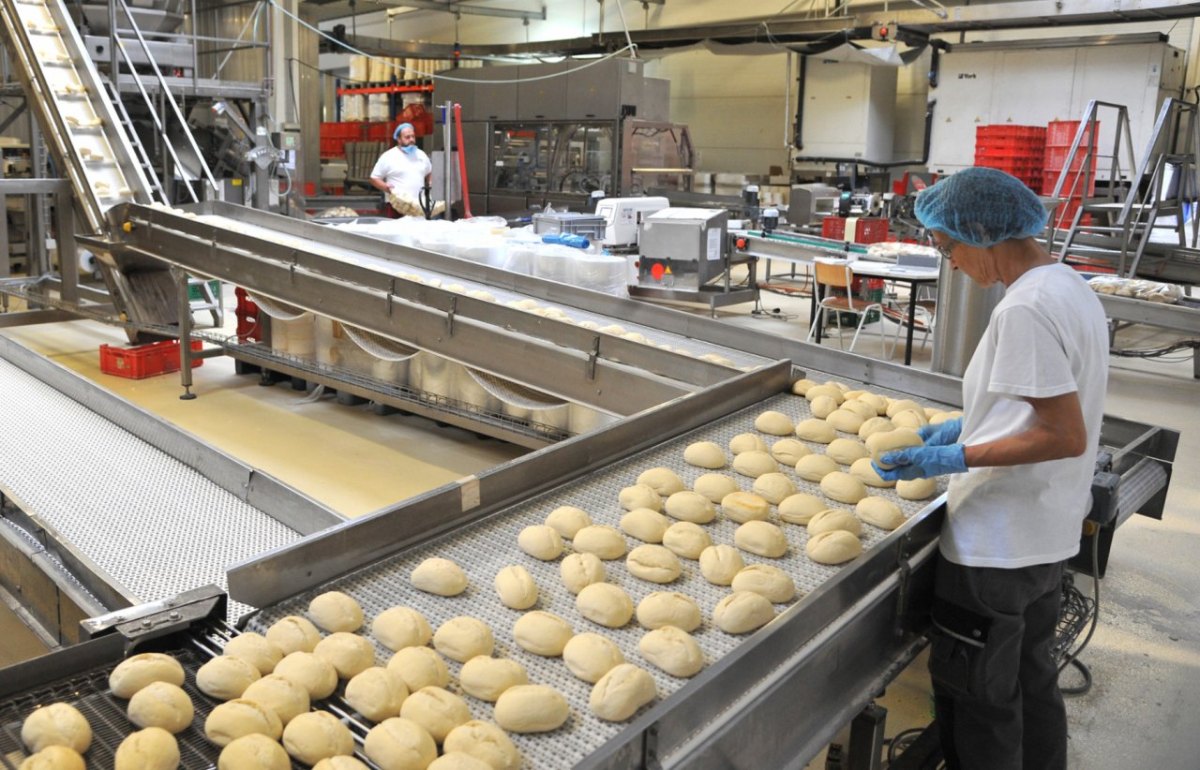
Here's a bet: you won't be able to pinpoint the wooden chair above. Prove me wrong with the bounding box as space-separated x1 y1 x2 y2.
805 259 893 358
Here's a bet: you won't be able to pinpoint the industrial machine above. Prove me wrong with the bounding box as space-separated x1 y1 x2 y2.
594 195 669 248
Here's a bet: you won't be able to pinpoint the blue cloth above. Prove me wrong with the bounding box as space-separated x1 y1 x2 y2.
401 145 417 156
915 167 1048 247
393 121 415 141
541 233 589 250
874 444 967 480
919 417 963 446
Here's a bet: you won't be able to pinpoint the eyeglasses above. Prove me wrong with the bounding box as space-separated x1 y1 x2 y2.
929 237 956 260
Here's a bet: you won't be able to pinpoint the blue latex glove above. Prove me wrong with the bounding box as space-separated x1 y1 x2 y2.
919 417 963 447
873 444 968 481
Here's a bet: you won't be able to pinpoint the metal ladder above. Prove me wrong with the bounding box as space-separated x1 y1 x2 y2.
100 77 166 203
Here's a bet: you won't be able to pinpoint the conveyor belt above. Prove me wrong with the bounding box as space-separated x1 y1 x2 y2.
245 389 947 770
0 358 301 619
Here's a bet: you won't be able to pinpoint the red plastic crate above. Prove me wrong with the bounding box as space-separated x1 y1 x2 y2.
100 340 203 380
977 125 1046 141
1043 145 1097 173
1041 169 1097 197
1046 120 1097 147
821 216 889 244
320 121 364 140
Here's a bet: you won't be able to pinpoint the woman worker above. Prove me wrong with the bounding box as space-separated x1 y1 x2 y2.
874 167 1109 770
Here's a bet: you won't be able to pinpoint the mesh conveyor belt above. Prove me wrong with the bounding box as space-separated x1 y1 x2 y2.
0 514 105 612
0 358 301 620
249 388 949 769
196 214 770 371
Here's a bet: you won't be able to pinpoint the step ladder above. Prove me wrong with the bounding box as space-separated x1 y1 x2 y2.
188 277 222 327
1053 99 1200 278
100 76 166 203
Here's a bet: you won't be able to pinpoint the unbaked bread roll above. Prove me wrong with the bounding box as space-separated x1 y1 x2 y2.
429 751 492 770
663 491 716 523
224 633 283 676
127 681 194 733
636 467 686 496
804 384 844 404
512 611 573 656
849 457 897 488
626 544 682 583
891 409 928 429
282 711 354 765
734 520 788 557
576 583 634 628
752 472 795 504
820 471 868 504
639 626 704 678
444 719 518 767
544 505 591 539
693 473 739 503
308 591 364 633
770 438 812 465
620 508 670 543
732 450 779 478
345 666 409 722
795 453 840 482
897 477 939 500
929 410 962 425
731 564 796 603
636 591 702 631
857 416 895 440
826 408 865 434
241 674 309 726
807 508 863 536
619 483 662 512
314 632 376 680
885 398 924 418
433 617 494 663
572 525 627 559
18 747 85 770
109 652 186 698
809 394 838 419
364 718 437 770
400 686 471 743
684 441 727 469
274 651 338 700
443 720 521 770
197 654 261 701
729 432 768 454
313 757 370 770
21 703 92 754
825 438 870 466
754 410 794 435
856 497 906 530
494 565 539 610
790 377 817 395
494 685 570 733
866 428 923 469
458 656 527 702
265 615 322 655
806 530 863 565
560 552 606 594
217 733 290 770
712 591 775 633
662 521 712 560
114 727 177 770
589 664 656 721
838 398 877 421
204 698 283 747
795 418 837 444
386 646 450 691
518 525 564 560
698 544 744 585
373 607 434 651
411 558 469 596
562 633 625 683
721 491 770 523
777 493 828 525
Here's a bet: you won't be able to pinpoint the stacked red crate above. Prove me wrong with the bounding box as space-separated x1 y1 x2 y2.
973 125 1046 191
821 217 890 244
1042 120 1099 228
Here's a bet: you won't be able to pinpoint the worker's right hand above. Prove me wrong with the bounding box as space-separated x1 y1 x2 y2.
918 417 962 447
874 444 967 480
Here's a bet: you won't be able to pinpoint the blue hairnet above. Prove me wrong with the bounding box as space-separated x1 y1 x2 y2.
393 122 415 141
914 167 1048 247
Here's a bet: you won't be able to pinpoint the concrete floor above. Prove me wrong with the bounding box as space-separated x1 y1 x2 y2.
1 279 1197 768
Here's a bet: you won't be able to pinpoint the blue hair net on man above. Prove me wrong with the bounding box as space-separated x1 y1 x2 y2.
914 167 1048 248
393 122 415 141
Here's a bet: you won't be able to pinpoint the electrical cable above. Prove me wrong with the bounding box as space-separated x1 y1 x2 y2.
1109 339 1199 359
1058 529 1101 697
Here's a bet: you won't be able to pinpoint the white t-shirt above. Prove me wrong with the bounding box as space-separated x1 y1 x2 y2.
942 263 1109 569
370 146 432 199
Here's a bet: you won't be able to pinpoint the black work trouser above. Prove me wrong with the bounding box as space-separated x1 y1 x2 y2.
929 553 1068 770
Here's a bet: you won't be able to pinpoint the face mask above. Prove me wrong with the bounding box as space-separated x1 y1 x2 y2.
401 144 417 156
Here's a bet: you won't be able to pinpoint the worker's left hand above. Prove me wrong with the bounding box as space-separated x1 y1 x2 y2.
873 444 967 481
